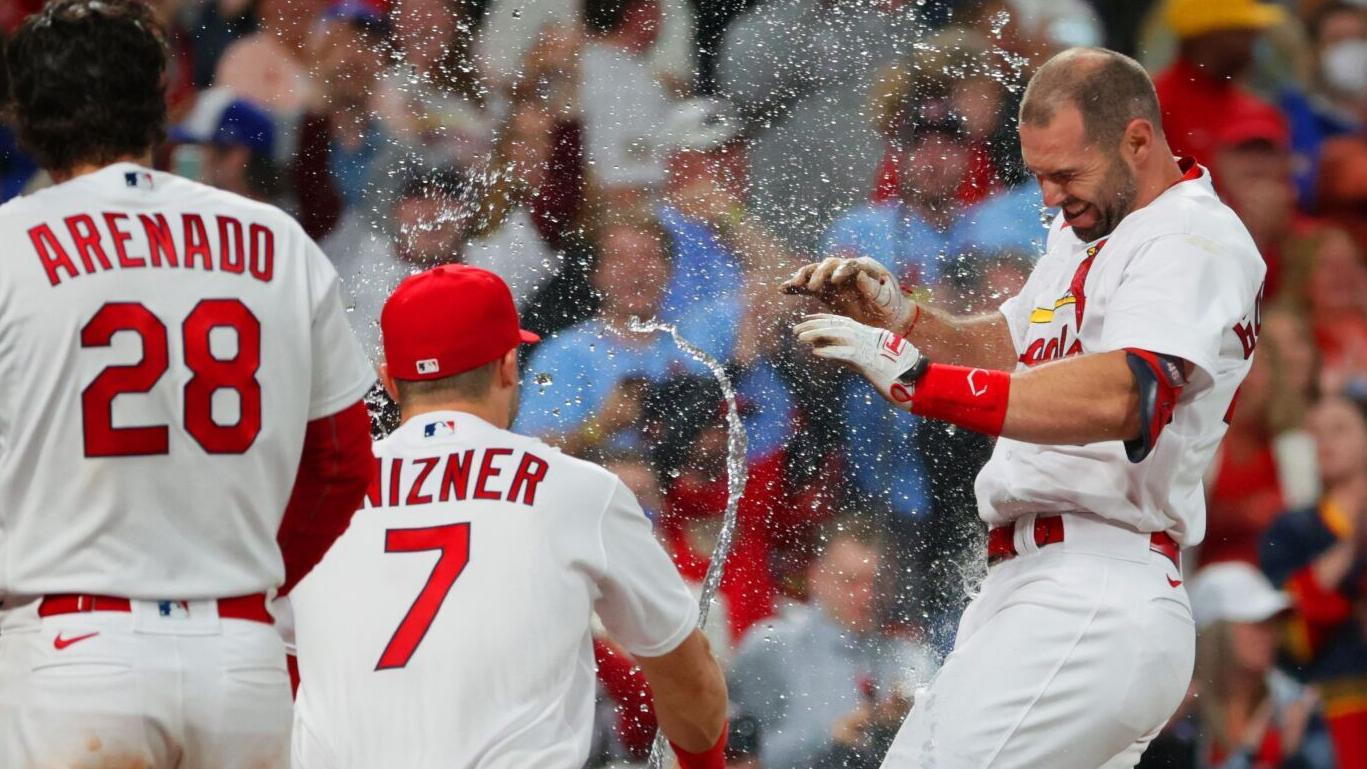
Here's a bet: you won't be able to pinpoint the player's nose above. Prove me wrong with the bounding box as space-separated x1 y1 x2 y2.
1038 179 1067 209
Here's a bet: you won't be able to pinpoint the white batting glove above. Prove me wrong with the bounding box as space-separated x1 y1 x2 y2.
794 313 926 409
781 256 918 333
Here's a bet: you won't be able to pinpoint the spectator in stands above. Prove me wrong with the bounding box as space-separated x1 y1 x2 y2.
477 0 695 98
727 518 939 769
1154 0 1288 168
1262 395 1367 768
375 0 492 169
822 95 976 292
1280 1 1365 210
330 169 474 362
869 29 1022 209
648 375 821 645
1204 333 1317 566
169 88 280 203
465 100 579 309
581 0 675 197
718 0 921 253
291 4 409 240
214 0 327 116
1210 108 1305 297
1140 562 1338 769
1296 227 1367 398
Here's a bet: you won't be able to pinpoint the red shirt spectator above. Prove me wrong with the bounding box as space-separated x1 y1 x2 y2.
1155 57 1290 170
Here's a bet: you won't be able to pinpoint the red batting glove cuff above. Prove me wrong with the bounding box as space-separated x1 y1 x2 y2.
908 363 1011 437
670 722 728 769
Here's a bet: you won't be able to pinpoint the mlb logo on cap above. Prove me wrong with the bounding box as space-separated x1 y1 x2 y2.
381 265 540 381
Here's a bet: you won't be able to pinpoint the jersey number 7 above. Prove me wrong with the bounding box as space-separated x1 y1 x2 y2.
376 523 471 670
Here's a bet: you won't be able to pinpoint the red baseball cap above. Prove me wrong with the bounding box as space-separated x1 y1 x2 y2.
1216 104 1290 152
381 265 540 381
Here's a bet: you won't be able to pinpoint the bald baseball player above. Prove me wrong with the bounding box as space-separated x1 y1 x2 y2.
786 48 1264 768
0 3 375 767
287 265 729 769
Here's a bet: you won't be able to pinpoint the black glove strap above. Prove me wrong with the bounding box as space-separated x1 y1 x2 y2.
896 355 931 385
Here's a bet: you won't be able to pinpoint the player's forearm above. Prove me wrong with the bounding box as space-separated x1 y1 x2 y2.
636 630 729 754
902 305 1018 371
999 351 1141 444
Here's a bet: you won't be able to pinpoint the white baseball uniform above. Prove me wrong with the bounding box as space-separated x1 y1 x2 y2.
883 160 1265 769
0 163 376 768
287 409 699 769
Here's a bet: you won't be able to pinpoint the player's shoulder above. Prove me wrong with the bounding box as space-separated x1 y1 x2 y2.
1115 167 1260 265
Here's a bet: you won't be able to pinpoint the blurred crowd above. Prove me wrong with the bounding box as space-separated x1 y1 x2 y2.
3 0 1367 766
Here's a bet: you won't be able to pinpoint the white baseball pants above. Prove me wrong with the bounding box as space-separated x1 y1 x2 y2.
0 596 292 769
881 514 1196 769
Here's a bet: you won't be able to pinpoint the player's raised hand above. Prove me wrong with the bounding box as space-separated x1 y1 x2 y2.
781 255 916 333
794 313 924 409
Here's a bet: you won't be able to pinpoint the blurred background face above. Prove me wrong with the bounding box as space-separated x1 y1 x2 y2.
203 144 250 193
1229 619 1279 674
593 225 669 319
1185 28 1260 80
316 23 385 109
393 195 470 265
1310 397 1367 486
1260 310 1316 399
504 105 555 189
391 0 456 71
809 537 881 634
953 77 1006 142
1309 230 1367 314
897 133 971 207
1315 6 1367 101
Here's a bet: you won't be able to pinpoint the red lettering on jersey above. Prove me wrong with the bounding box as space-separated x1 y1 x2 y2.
140 214 180 268
507 452 549 506
364 458 382 509
439 450 473 502
406 456 439 506
182 213 213 270
217 216 245 274
102 213 145 269
1233 283 1264 360
387 458 403 508
474 448 512 500
249 223 274 282
1019 326 1085 366
64 214 112 274
29 223 79 286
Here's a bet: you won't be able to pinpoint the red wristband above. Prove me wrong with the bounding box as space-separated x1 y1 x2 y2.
670 722 728 769
908 363 1011 437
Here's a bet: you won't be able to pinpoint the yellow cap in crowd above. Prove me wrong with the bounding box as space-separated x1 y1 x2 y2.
1165 0 1286 39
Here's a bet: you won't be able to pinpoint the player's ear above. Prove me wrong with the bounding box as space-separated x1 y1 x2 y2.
498 348 519 388
379 363 399 402
1124 118 1155 165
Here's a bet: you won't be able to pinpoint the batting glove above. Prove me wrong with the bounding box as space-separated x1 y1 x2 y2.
782 256 919 334
794 313 927 409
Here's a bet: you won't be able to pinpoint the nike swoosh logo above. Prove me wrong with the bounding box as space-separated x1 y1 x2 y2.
53 631 100 650
1167 576 1183 588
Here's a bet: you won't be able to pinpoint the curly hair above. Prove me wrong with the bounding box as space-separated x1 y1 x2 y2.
2 0 168 173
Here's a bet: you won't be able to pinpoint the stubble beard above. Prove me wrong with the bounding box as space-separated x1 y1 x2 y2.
1073 159 1139 243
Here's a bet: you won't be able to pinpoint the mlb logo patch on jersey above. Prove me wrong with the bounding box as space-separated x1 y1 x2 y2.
416 358 440 375
124 171 155 190
423 420 457 438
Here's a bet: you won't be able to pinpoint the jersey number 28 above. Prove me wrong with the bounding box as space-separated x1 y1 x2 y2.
80 299 261 456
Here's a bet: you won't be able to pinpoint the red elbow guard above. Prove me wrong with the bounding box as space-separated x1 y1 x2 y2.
670 722 728 769
907 364 1011 437
1124 349 1186 463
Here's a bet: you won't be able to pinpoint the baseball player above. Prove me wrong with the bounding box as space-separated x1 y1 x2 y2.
0 3 376 767
786 48 1265 768
287 264 729 769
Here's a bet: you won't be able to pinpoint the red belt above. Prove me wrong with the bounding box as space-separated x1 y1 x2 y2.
987 515 1180 568
38 593 272 624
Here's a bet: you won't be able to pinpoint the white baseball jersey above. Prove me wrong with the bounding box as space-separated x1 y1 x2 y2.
979 160 1265 546
0 163 375 600
288 410 698 769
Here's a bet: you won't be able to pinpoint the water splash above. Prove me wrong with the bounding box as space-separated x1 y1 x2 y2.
624 317 749 769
